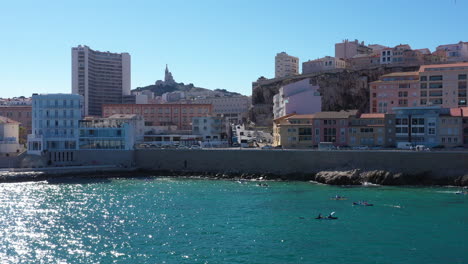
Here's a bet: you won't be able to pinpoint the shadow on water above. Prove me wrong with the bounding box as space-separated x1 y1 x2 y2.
46 177 112 185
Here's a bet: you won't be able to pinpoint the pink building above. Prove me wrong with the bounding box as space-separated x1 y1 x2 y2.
273 78 322 119
369 72 420 113
312 110 358 146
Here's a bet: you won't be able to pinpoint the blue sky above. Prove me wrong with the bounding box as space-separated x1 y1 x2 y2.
0 0 467 97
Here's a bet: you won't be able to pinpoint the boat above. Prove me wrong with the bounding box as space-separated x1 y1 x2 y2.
455 191 468 195
353 201 373 206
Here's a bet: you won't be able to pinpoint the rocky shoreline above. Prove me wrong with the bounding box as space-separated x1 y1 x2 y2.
0 168 467 186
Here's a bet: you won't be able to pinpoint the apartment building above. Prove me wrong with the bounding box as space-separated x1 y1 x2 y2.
419 63 468 108
275 52 299 78
436 41 468 62
193 96 251 124
302 56 347 74
369 72 420 113
348 113 386 147
273 114 314 148
335 39 372 59
391 107 464 147
27 94 83 155
273 110 358 148
192 116 225 141
72 45 131 116
102 104 212 130
273 78 322 119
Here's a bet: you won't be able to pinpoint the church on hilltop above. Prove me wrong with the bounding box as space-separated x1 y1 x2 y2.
156 64 176 86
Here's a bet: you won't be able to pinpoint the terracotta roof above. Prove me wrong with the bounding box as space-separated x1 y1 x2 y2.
360 113 385 119
449 107 468 117
313 110 358 119
0 116 20 124
286 114 315 120
420 62 468 72
273 113 296 123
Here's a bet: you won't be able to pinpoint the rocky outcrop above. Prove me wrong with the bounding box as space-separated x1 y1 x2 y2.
251 66 419 126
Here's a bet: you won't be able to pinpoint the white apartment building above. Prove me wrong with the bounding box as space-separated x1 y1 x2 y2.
72 45 131 116
302 56 347 74
193 96 251 123
192 116 224 141
436 41 468 62
275 52 299 78
27 94 83 155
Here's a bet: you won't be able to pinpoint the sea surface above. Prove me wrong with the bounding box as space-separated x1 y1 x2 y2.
0 177 466 264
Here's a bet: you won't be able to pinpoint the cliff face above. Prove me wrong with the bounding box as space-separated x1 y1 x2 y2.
250 66 419 126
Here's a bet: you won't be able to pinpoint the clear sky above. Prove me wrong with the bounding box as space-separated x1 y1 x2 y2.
1 0 467 97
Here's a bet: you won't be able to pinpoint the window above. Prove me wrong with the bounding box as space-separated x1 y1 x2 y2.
458 74 467 80
420 83 427 89
429 75 443 81
420 91 427 97
420 76 427 81
429 83 443 89
324 128 336 142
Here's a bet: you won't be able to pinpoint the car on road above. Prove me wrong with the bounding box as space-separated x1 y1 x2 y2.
190 145 202 150
261 145 273 150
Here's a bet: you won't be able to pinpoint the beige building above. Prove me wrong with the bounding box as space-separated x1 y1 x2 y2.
275 52 299 78
0 116 23 154
335 39 372 59
419 63 468 108
193 96 250 124
273 114 313 148
302 56 347 74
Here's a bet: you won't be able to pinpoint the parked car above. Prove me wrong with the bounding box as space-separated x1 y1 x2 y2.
261 145 273 150
353 146 369 150
190 145 201 150
232 143 240 147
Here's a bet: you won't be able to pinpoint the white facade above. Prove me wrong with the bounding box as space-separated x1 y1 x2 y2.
27 94 83 155
192 116 224 141
275 52 299 78
72 45 131 116
273 78 322 119
0 117 22 154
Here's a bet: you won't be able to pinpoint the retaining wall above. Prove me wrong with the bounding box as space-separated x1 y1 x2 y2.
135 149 468 178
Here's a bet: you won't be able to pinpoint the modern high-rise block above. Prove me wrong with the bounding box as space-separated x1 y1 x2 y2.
72 45 131 116
275 52 299 78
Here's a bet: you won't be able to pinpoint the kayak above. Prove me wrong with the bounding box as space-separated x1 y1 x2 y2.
353 202 373 206
315 216 338 220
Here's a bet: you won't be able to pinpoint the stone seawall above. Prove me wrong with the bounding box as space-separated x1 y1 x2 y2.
4 149 468 186
135 149 468 185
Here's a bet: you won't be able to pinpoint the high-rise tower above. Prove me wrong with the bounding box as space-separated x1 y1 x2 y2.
71 45 131 116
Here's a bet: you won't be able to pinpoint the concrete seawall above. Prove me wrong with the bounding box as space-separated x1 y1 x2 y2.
135 149 468 175
4 149 468 185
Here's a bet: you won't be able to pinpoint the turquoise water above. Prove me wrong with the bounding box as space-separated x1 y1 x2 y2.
0 178 466 264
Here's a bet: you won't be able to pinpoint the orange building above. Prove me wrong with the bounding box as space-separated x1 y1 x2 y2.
102 104 212 130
